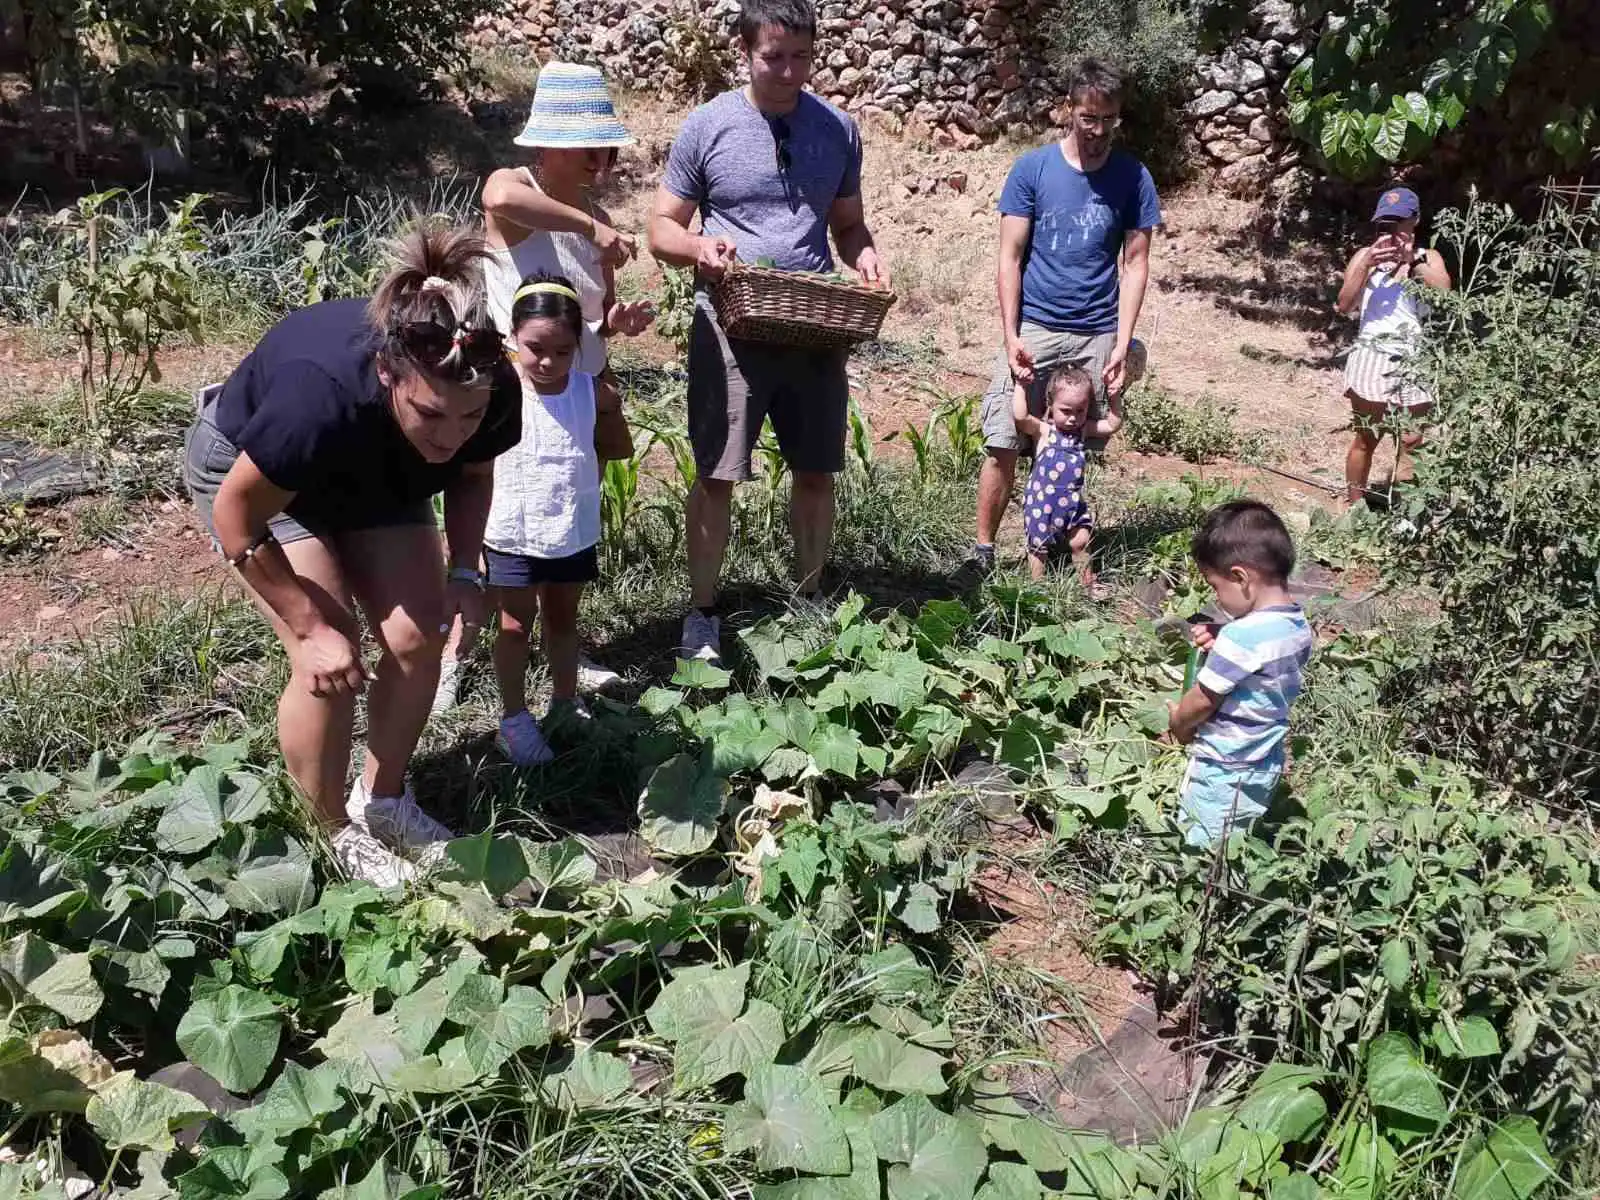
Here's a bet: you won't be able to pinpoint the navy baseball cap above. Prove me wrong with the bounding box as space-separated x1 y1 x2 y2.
1373 187 1420 221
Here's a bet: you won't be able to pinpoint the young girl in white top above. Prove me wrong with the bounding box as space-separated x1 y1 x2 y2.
434 63 653 714
487 273 625 766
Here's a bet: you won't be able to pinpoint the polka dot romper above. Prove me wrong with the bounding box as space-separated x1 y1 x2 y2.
1023 427 1092 555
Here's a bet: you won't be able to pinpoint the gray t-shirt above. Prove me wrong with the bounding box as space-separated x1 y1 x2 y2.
662 89 863 273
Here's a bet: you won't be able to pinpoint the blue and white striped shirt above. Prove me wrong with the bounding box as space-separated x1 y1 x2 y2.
1193 605 1314 766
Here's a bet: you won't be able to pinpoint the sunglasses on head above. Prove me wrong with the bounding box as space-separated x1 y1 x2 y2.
393 321 504 376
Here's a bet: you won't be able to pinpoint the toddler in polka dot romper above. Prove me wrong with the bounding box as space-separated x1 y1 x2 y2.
1013 366 1121 588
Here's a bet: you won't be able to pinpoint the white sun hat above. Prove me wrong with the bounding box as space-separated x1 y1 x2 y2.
513 63 635 150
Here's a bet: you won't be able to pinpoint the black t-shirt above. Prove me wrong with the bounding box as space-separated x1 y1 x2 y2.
213 298 520 529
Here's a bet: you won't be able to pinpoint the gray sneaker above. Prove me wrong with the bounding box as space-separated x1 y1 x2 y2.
332 824 416 888
679 611 722 665
348 778 455 854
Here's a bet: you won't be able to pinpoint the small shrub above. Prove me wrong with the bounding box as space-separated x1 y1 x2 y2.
1396 197 1600 808
655 266 697 358
1122 382 1241 462
46 190 206 431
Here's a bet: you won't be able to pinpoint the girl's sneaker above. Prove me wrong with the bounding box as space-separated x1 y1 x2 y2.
348 778 455 853
333 824 416 888
497 709 555 766
431 653 463 716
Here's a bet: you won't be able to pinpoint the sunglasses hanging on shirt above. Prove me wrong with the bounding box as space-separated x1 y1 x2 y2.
768 115 793 172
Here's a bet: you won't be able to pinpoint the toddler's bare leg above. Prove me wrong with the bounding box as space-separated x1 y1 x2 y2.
1070 527 1094 587
1028 549 1049 581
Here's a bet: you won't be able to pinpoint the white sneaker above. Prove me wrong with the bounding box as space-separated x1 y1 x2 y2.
430 654 463 717
332 824 416 888
496 709 555 767
576 655 622 694
679 611 722 665
348 778 455 853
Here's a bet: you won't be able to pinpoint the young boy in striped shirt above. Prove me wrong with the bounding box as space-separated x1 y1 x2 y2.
1167 501 1314 846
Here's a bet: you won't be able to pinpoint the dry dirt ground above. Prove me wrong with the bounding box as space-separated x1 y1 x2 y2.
2 91 1364 649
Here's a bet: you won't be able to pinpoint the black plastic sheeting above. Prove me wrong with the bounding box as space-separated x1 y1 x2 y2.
0 436 103 504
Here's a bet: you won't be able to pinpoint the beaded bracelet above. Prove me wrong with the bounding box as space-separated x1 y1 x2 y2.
226 530 274 571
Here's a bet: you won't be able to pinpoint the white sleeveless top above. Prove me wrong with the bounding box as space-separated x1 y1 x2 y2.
483 372 600 559
485 168 608 376
1357 263 1428 354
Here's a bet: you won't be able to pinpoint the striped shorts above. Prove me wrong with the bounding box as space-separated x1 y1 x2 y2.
1343 343 1433 411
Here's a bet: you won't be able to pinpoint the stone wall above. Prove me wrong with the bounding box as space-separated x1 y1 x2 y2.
472 0 1307 193
1184 0 1308 197
475 0 1066 148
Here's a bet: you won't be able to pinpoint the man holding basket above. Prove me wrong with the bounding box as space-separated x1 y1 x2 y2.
648 0 887 666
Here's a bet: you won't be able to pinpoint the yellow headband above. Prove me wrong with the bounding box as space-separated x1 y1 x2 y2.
512 281 581 305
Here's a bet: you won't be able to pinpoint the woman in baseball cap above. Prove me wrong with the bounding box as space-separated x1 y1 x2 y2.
1334 185 1453 506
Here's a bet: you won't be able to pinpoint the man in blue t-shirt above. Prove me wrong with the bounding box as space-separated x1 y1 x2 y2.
973 58 1162 572
649 0 886 666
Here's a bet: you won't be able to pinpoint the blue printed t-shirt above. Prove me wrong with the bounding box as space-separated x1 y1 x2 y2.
662 89 863 273
998 145 1162 334
213 298 521 530
1193 605 1315 766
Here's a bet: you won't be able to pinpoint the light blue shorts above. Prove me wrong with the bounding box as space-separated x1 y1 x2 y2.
1179 754 1284 847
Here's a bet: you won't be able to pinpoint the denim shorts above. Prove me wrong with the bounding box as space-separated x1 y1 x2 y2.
484 545 599 588
1179 753 1284 847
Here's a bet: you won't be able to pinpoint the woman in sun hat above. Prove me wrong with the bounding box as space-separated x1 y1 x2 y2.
1335 185 1452 506
433 62 655 715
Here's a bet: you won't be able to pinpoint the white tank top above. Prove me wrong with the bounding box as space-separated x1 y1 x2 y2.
485 168 608 376
1357 262 1428 353
483 371 600 559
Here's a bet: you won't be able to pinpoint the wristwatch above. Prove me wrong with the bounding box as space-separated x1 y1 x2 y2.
448 566 486 590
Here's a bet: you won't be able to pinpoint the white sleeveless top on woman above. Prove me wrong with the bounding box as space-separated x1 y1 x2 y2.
483 372 600 559
1356 263 1428 355
484 168 608 376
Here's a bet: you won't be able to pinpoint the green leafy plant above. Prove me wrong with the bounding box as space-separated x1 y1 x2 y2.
1122 381 1244 464
1395 196 1600 808
656 267 698 358
45 189 205 431
1282 0 1567 177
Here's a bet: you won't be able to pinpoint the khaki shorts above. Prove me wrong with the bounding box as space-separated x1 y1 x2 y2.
979 324 1118 454
687 298 850 482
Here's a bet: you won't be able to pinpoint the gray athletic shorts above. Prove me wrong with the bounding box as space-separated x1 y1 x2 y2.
182 384 432 549
687 297 850 482
979 324 1118 454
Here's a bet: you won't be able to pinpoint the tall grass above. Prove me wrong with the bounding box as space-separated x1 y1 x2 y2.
0 592 285 769
2 178 484 338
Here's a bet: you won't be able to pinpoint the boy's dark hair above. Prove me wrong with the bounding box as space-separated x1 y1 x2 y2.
1191 500 1296 583
1067 57 1124 107
738 0 816 47
1045 365 1095 402
510 271 584 341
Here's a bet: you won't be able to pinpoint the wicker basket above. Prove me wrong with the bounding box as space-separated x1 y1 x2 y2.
711 263 896 350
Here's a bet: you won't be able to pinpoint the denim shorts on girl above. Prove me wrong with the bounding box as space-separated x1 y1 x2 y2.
1179 753 1284 847
483 545 599 587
